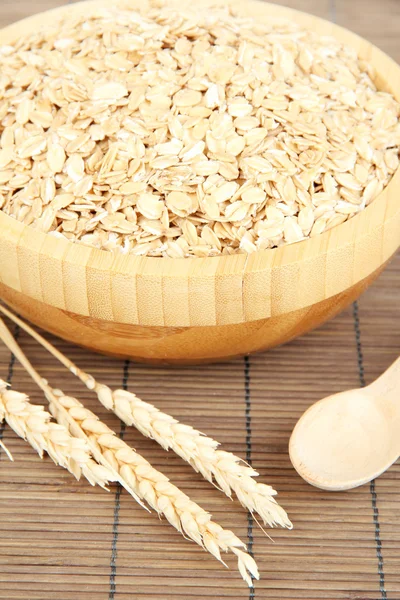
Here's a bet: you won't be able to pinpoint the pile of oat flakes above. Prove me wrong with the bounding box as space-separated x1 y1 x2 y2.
0 4 399 257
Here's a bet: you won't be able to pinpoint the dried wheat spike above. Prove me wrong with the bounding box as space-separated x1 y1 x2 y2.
96 384 292 529
0 304 292 528
50 388 259 587
0 379 113 488
0 305 290 531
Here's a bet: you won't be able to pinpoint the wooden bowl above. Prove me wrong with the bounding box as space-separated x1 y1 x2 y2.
1 0 400 364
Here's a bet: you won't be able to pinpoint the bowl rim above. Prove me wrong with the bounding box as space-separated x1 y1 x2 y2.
0 0 400 310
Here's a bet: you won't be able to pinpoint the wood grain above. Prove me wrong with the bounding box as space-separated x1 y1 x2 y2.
0 264 386 363
0 0 399 599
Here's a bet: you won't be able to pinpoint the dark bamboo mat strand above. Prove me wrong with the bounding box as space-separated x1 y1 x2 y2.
244 355 255 597
0 0 400 598
353 302 387 600
108 359 129 599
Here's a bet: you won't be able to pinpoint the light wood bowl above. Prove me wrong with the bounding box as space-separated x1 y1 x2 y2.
1 0 400 364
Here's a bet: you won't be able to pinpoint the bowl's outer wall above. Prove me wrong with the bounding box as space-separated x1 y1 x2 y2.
0 0 400 361
0 264 387 363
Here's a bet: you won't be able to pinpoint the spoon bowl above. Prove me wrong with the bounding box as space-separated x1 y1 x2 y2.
289 359 400 491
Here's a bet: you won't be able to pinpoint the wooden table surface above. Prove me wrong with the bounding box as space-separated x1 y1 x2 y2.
0 1 399 599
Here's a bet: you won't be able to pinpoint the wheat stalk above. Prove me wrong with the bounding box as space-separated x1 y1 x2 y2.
49 387 259 586
0 317 259 586
0 305 291 530
0 315 147 511
0 379 113 488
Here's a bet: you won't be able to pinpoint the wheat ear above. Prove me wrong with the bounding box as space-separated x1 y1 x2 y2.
0 379 113 487
49 387 259 587
0 316 147 511
0 316 259 586
0 305 291 529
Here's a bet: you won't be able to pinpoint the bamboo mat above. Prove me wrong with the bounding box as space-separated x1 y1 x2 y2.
0 0 400 598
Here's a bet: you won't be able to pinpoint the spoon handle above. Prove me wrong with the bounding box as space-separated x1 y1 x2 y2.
370 356 400 414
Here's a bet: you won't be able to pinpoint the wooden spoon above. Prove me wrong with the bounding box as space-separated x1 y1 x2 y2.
289 358 400 491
